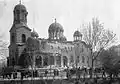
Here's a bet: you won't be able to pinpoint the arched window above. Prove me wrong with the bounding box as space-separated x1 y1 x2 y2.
58 46 60 49
43 57 48 66
81 45 84 52
65 47 67 50
77 56 79 63
11 33 15 43
41 42 46 49
12 58 15 66
71 47 72 51
56 56 61 66
51 45 53 49
22 34 26 43
63 56 68 67
87 56 89 66
82 56 85 63
36 56 42 67
49 56 54 65
70 55 74 63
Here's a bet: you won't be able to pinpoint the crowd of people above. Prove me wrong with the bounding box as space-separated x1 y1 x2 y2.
66 67 104 79
0 68 60 80
1 66 120 84
1 66 119 80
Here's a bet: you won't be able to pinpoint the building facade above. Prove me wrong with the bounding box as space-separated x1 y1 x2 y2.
8 3 92 68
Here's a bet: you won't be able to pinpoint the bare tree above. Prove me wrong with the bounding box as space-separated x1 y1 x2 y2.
82 18 117 78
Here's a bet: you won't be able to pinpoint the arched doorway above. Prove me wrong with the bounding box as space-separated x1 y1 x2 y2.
49 56 54 65
36 56 42 67
43 56 48 66
63 56 68 67
12 58 15 66
70 55 74 64
56 56 61 66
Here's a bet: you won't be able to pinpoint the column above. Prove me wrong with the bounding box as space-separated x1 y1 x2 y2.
41 55 43 67
57 32 59 39
58 32 60 39
61 56 63 67
56 31 58 39
48 56 50 66
53 32 54 39
67 57 70 67
49 32 51 39
58 56 61 67
54 55 56 66
33 50 35 68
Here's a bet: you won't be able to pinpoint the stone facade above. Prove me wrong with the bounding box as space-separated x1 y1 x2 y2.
8 3 92 68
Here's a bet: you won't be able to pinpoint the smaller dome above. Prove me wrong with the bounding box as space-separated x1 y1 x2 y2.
60 35 67 41
63 35 67 41
73 30 82 37
31 29 39 38
26 37 40 50
14 4 26 11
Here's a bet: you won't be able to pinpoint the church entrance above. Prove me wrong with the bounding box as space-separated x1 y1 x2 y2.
49 56 54 65
36 56 42 67
63 56 68 67
56 56 61 67
43 56 48 66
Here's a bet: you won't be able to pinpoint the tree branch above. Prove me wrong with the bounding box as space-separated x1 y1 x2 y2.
93 34 116 61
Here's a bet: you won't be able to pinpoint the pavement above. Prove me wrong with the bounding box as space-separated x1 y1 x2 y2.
0 77 120 84
52 79 74 84
0 76 67 81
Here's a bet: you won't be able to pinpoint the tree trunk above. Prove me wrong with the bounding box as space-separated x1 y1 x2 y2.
90 58 94 78
118 78 120 84
108 74 113 84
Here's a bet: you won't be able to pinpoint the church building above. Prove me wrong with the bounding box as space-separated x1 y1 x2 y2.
8 2 92 68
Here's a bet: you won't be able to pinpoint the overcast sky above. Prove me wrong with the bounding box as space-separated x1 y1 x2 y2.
0 0 120 42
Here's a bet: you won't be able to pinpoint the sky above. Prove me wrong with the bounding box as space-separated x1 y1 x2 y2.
0 0 120 43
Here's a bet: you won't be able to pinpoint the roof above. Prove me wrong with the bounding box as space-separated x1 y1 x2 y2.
48 22 64 32
14 3 26 11
31 29 39 38
9 23 31 32
59 35 67 41
73 30 82 37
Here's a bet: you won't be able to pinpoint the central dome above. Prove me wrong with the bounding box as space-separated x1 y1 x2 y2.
48 22 64 32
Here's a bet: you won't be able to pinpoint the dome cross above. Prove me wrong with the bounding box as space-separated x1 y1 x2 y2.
19 0 22 4
55 18 57 23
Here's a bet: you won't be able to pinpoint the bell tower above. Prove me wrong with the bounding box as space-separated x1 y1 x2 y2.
8 1 31 66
